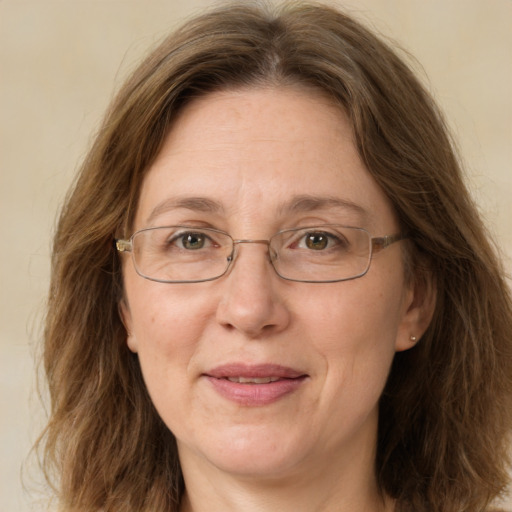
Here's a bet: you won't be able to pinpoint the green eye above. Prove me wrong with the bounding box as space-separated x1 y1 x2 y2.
305 233 329 250
181 233 206 250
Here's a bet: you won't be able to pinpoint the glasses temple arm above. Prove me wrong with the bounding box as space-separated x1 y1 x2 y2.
371 233 408 253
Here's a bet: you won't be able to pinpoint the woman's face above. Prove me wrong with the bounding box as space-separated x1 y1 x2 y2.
121 87 424 481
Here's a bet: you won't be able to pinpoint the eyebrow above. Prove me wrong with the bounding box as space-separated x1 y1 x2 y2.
145 193 368 225
146 196 224 224
281 194 369 219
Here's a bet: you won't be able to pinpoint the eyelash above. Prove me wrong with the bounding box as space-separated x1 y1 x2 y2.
289 231 348 251
167 231 218 250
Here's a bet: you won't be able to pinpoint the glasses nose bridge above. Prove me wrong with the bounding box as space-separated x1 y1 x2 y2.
232 238 270 247
229 238 275 268
231 238 271 257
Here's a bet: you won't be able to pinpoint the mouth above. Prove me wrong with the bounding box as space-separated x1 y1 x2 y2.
225 376 282 384
204 363 308 406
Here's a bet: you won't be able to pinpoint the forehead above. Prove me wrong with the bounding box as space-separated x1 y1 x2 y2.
135 87 397 233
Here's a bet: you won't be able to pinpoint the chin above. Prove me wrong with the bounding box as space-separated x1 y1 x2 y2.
179 425 307 479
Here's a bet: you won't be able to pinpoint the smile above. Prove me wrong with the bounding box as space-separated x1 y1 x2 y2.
204 364 308 406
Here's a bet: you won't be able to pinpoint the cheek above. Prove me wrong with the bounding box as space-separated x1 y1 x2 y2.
124 288 212 422
123 272 216 381
130 292 210 353
124 256 215 336
296 278 405 389
297 277 404 345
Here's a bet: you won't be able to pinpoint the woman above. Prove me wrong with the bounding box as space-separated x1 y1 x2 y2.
40 2 512 511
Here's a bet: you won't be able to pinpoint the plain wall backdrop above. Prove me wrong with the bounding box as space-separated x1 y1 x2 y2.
1 1 511 510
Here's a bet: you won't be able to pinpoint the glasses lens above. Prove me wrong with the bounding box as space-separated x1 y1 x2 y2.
132 227 233 282
270 226 371 282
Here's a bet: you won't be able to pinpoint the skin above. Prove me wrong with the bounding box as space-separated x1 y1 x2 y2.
120 87 434 512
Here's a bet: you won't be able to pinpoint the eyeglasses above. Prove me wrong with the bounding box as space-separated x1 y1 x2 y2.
116 225 406 284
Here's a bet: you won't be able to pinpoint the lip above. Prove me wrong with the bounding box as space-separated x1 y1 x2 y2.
203 363 308 406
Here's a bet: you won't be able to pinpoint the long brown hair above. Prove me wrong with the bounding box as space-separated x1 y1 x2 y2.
40 2 512 511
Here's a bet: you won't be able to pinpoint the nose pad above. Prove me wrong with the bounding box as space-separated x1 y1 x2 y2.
216 241 290 338
268 245 279 266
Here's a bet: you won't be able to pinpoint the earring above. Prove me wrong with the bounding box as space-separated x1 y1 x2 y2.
410 335 417 342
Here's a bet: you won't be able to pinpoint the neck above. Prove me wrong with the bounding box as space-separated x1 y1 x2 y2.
180 475 394 512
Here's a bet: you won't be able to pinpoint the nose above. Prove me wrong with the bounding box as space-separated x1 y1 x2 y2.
215 241 290 338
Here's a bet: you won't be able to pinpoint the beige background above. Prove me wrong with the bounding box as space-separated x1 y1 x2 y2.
1 1 511 510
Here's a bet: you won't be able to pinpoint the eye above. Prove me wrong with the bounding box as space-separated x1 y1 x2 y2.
304 232 330 250
299 231 343 251
174 232 209 250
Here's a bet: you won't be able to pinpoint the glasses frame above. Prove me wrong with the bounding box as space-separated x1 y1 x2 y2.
116 225 407 284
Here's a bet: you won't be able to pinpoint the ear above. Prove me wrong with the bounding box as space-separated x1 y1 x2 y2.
395 267 436 352
118 299 138 353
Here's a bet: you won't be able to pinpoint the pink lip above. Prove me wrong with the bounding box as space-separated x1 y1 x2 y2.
203 364 308 406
